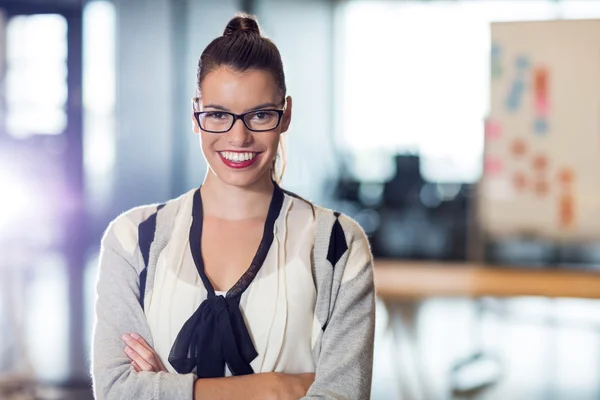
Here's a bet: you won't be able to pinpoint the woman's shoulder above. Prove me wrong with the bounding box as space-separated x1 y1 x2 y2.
103 188 196 245
282 190 368 245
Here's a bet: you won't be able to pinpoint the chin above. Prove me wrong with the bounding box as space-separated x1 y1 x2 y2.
210 163 272 189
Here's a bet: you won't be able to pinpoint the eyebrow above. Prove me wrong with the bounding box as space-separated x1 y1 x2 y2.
203 102 280 112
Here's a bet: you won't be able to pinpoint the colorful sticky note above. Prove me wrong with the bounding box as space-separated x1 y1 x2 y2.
534 118 549 135
484 157 503 176
491 44 503 79
558 167 574 186
485 119 503 140
510 139 527 157
559 194 575 230
491 43 501 58
513 171 527 191
506 80 526 112
533 67 549 97
534 96 550 116
532 154 548 171
515 55 530 71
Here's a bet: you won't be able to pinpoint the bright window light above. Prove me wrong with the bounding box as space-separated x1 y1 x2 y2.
337 0 600 183
83 0 116 210
6 14 68 138
0 169 37 234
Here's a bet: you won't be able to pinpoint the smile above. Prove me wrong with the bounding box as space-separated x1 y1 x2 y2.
218 151 260 169
219 151 258 162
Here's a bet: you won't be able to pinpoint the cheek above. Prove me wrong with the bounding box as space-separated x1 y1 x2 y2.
199 132 219 157
200 131 215 146
264 133 281 154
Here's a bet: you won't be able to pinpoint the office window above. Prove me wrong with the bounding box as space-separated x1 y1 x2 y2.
337 0 600 183
5 14 68 138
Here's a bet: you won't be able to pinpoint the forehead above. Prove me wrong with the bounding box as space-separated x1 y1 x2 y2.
200 67 280 109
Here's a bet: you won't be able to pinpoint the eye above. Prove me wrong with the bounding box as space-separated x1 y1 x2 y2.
207 112 227 120
249 111 277 121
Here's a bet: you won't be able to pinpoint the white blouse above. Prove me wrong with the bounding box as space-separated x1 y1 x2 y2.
143 192 320 375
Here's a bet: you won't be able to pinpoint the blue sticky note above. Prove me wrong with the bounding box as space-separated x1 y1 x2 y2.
534 118 549 135
506 96 519 112
512 80 525 93
491 44 503 78
515 55 530 71
491 43 501 58
505 80 526 112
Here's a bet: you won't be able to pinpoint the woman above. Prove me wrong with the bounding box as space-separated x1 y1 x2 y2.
91 13 375 400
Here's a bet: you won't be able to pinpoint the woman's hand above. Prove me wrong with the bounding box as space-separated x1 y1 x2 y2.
121 332 168 373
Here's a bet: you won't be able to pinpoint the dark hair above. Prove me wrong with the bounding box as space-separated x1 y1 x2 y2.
196 13 286 99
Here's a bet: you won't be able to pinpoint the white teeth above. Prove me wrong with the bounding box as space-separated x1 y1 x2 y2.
220 151 257 162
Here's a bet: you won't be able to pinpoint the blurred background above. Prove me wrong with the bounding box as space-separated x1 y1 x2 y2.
1 0 600 399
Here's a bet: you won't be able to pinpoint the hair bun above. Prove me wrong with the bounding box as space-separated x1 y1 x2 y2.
223 13 261 36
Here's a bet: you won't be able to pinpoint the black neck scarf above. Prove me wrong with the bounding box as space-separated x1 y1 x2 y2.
168 183 285 378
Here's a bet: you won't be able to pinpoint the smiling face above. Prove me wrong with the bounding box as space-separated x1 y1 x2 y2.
193 66 292 189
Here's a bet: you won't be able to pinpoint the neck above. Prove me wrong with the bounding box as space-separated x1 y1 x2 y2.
200 171 275 220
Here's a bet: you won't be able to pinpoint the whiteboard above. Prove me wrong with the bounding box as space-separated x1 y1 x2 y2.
479 19 600 241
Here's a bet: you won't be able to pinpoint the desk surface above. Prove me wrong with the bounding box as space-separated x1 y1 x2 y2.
374 260 600 299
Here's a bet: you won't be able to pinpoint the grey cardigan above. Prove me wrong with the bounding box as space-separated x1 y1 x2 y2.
91 191 375 399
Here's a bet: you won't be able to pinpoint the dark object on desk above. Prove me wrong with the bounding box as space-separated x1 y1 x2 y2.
332 154 470 261
382 155 422 207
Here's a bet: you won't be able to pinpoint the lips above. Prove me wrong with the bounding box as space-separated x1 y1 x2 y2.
218 151 261 169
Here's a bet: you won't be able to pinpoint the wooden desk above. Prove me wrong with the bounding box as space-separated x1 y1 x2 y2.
374 260 600 398
374 260 600 300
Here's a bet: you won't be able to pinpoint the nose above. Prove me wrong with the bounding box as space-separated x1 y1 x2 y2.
225 118 252 147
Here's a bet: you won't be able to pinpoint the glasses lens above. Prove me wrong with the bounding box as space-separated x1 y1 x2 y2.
244 110 280 131
199 112 233 132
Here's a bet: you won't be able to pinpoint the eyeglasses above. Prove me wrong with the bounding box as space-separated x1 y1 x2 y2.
192 97 287 133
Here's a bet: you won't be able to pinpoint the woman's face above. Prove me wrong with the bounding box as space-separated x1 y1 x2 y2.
193 66 291 188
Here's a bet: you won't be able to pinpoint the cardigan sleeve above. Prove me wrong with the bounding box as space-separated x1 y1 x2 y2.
303 216 376 399
91 215 195 400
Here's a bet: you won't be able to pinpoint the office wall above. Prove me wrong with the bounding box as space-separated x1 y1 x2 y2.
255 0 339 203
111 0 337 215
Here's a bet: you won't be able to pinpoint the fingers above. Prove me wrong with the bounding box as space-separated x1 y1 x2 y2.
130 332 152 351
121 333 168 373
131 360 142 373
128 333 168 372
122 334 154 361
125 346 154 371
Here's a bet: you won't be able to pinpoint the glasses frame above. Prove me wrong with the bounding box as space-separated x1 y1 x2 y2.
191 97 287 134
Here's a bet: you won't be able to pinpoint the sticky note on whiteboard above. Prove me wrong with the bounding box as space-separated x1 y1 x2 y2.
484 156 503 176
485 119 503 140
534 118 549 135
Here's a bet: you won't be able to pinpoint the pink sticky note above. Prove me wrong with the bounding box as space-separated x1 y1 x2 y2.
485 119 503 140
484 156 503 176
535 95 550 116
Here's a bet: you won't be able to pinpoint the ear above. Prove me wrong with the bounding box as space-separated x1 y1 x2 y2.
280 96 292 133
192 113 200 134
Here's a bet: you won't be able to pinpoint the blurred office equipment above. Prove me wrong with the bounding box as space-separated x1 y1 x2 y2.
333 154 471 261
